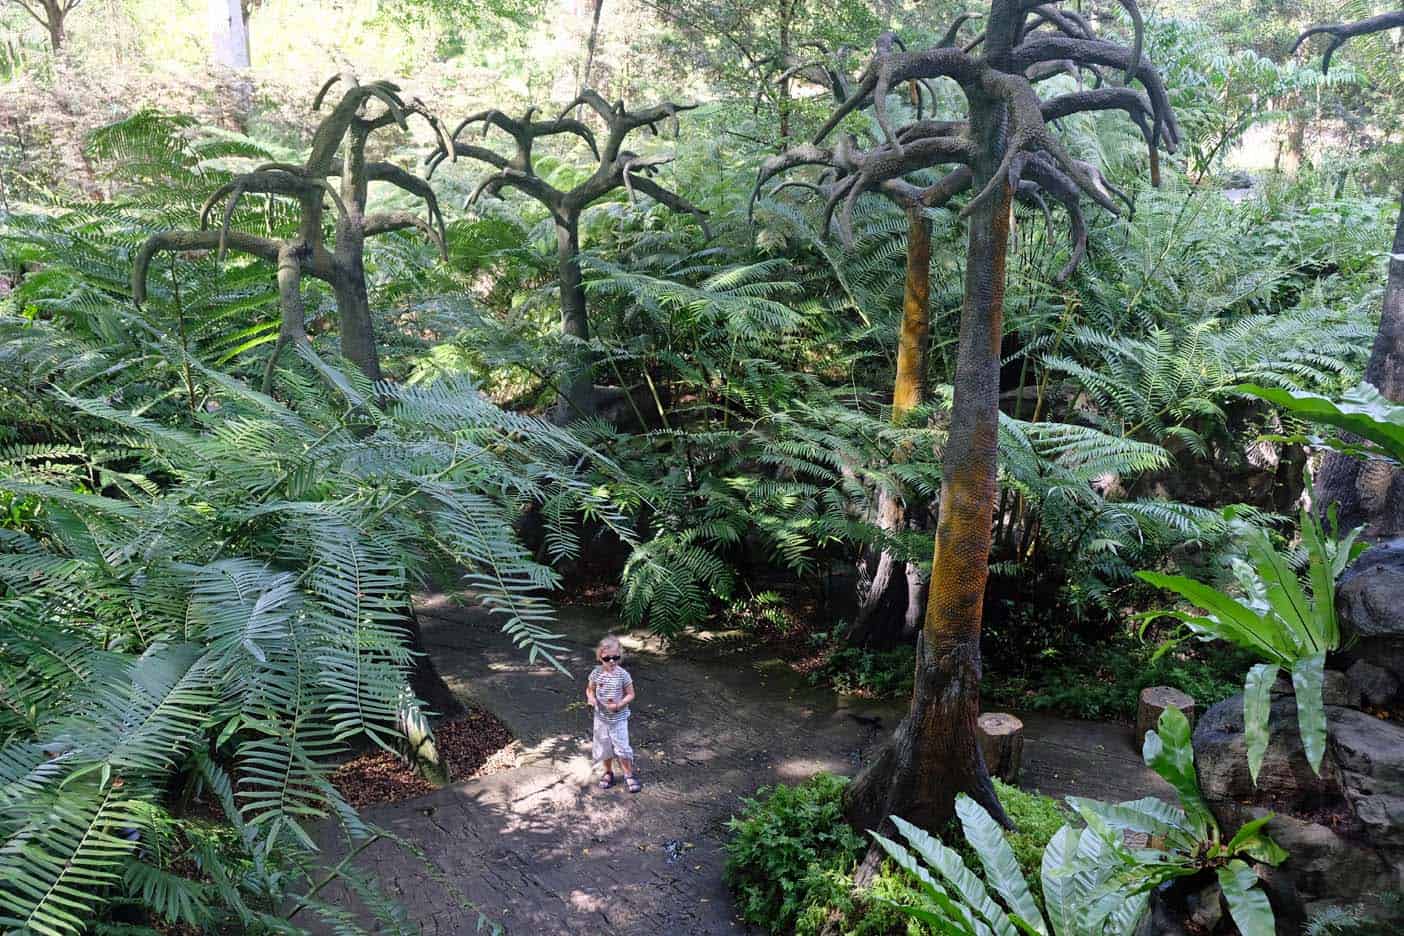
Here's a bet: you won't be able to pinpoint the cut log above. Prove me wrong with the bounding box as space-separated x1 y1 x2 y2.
1136 686 1195 746
977 712 1024 784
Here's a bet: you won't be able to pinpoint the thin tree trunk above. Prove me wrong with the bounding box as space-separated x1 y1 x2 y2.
845 166 1011 843
208 0 251 68
554 214 595 420
846 206 933 645
262 244 309 395
579 0 604 95
47 8 64 52
777 0 794 140
1316 192 1404 536
331 253 382 385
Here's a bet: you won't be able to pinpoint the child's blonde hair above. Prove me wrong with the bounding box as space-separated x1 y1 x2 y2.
596 634 623 658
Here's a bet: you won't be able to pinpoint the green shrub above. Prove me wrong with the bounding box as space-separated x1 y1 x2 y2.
789 780 1071 935
724 774 866 933
984 638 1248 721
810 644 916 699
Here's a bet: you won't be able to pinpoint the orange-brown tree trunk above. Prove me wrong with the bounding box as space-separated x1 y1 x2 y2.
845 146 1011 839
848 205 932 645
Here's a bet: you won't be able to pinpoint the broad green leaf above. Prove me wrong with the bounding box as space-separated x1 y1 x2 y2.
1236 382 1404 466
870 830 990 936
890 814 1018 936
1134 571 1284 663
1066 795 1189 841
1243 663 1278 785
1142 707 1215 838
873 897 976 936
956 795 1046 935
1292 653 1327 775
1215 860 1276 936
1235 828 1289 867
1248 530 1318 657
1039 826 1079 936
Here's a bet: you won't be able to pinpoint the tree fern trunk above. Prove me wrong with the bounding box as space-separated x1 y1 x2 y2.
845 149 1010 841
1316 192 1404 536
847 206 933 646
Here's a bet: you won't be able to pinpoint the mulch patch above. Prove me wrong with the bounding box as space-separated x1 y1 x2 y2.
331 707 518 808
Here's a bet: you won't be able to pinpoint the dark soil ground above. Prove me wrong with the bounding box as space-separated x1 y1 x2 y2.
331 708 518 808
313 596 1175 935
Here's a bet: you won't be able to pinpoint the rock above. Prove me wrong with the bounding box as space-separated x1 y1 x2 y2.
1346 659 1400 708
1326 707 1404 855
1336 538 1404 693
1193 694 1343 812
1195 696 1404 926
1271 669 1352 707
1213 804 1392 905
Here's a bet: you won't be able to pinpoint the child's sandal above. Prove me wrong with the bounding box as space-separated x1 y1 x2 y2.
625 776 642 793
599 772 614 790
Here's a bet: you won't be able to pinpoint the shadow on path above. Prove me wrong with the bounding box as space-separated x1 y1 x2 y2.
314 597 1173 935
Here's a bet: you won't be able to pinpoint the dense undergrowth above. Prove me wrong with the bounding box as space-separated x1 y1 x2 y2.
0 1 1399 931
724 774 1071 935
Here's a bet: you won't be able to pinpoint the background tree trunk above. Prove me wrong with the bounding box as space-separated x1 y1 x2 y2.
554 214 595 420
208 0 251 68
578 0 604 96
844 176 1012 840
1315 193 1404 537
331 254 383 386
846 206 932 645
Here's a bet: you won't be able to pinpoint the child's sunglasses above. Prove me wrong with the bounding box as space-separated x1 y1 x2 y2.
600 654 622 662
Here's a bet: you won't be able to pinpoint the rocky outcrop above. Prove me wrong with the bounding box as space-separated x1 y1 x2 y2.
1191 690 1404 930
1336 538 1404 701
1193 690 1343 812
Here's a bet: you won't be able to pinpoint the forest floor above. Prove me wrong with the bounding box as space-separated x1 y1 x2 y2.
313 596 1175 935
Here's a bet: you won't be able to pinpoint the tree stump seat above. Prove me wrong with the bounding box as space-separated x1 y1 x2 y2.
1136 686 1195 746
977 712 1024 784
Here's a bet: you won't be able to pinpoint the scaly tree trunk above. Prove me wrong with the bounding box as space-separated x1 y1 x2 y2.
1317 193 1404 536
847 205 932 645
845 132 1012 840
554 214 595 421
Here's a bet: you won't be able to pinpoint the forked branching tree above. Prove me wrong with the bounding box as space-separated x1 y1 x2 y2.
757 23 1023 647
133 73 452 394
427 91 709 420
764 0 1177 846
1295 9 1404 536
8 0 82 52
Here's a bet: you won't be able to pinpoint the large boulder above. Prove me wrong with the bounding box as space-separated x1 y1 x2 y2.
1193 692 1343 811
1327 706 1404 855
1336 538 1404 699
1193 694 1404 926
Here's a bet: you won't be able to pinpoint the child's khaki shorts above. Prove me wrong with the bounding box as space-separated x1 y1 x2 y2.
592 714 633 763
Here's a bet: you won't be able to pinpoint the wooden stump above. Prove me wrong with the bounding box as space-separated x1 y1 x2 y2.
1136 686 1195 746
977 712 1024 784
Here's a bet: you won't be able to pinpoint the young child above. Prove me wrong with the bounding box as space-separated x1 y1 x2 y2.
586 635 640 793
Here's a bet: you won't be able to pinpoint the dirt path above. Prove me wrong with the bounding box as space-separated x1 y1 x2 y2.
316 596 1173 935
